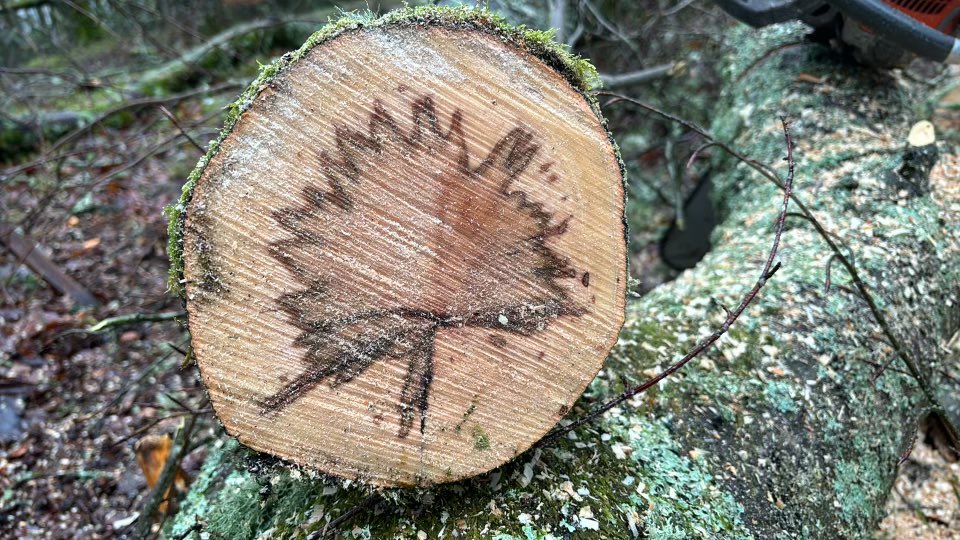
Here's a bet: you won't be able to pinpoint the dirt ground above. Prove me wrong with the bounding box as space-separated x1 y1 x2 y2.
0 115 219 537
878 437 960 539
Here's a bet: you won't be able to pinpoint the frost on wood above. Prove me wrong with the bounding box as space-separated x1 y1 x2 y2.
180 18 625 486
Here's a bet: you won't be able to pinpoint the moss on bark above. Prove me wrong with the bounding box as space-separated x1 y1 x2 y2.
167 20 960 540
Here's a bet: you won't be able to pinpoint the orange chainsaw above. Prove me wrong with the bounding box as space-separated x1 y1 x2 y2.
716 0 960 66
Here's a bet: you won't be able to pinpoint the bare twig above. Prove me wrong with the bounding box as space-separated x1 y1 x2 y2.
898 428 919 466
735 42 808 83
0 223 97 306
84 124 220 189
158 105 205 155
686 141 721 170
0 65 83 80
109 410 206 450
74 341 187 423
307 493 382 539
662 0 699 16
61 0 122 40
600 63 675 89
542 117 796 443
49 307 186 344
86 310 185 333
46 80 243 154
823 253 839 292
580 0 642 56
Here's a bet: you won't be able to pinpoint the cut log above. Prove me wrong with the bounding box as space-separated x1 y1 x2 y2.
177 10 626 487
168 11 960 539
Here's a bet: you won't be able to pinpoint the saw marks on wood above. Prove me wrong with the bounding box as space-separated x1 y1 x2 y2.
182 23 625 486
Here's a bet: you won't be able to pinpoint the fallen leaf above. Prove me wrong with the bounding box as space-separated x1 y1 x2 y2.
7 442 29 459
134 434 188 514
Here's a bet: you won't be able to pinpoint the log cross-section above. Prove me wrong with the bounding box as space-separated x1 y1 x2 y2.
181 20 625 486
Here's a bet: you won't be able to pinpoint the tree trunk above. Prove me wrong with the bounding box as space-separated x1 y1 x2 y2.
176 8 626 488
166 12 960 540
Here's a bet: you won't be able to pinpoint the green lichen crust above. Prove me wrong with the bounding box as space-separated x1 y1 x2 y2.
164 4 610 297
168 21 960 540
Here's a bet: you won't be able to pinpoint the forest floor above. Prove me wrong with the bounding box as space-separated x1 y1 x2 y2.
0 108 219 537
0 3 958 539
879 437 960 539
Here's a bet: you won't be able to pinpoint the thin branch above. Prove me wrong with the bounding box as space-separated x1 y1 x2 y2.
566 21 584 47
73 341 186 423
307 493 382 539
542 117 796 443
600 63 675 89
109 410 202 450
158 105 205 155
87 311 185 333
46 80 243 154
824 253 839 292
84 125 219 190
686 141 721 170
0 223 97 306
898 427 919 466
735 41 808 83
596 90 960 449
580 0 642 56
61 0 122 40
662 0 699 16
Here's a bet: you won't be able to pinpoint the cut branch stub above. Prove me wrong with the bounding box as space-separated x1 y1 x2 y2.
182 19 626 487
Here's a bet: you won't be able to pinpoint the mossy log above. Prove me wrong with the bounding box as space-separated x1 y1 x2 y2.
0 111 88 162
178 8 626 488
166 12 960 540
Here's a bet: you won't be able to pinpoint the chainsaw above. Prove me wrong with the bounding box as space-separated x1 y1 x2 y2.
716 0 960 66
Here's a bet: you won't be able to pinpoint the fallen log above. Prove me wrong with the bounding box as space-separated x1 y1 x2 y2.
0 223 97 307
173 7 626 487
166 9 960 540
0 112 88 162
